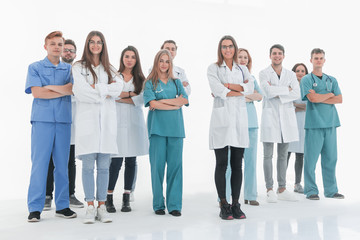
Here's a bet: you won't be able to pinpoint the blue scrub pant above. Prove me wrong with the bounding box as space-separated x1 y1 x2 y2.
304 127 338 197
27 121 71 212
149 135 183 212
224 128 258 201
243 128 258 201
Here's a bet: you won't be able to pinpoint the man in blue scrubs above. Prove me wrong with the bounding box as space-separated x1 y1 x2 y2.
25 31 77 222
300 48 344 200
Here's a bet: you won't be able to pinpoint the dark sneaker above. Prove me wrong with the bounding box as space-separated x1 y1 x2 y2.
307 194 320 200
44 196 52 211
121 193 131 212
55 208 77 218
169 210 181 217
105 194 116 213
330 193 345 199
231 203 246 219
70 194 84 208
219 203 233 220
155 209 165 215
28 211 41 222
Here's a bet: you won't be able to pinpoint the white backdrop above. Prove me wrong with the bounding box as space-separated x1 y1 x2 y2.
1 0 359 201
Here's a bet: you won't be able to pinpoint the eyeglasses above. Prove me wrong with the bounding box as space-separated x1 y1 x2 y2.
89 40 103 46
63 48 76 53
221 45 234 50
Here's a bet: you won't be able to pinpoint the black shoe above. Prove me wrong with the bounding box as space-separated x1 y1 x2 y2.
155 209 165 215
330 193 345 199
121 193 131 212
219 203 233 220
105 194 116 213
55 208 77 218
231 203 246 219
169 210 181 217
307 194 320 200
28 211 41 222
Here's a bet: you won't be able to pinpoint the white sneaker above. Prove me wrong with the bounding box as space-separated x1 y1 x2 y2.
267 190 278 203
97 205 112 223
278 189 298 201
130 192 135 202
83 205 96 224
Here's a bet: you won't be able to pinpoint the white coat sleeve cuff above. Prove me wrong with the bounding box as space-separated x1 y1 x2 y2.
220 88 231 100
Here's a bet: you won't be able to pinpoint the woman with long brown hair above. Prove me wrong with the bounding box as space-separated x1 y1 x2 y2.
207 36 253 220
105 46 148 213
143 49 188 217
72 31 123 224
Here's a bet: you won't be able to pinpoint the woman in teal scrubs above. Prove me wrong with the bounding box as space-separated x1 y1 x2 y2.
143 49 189 217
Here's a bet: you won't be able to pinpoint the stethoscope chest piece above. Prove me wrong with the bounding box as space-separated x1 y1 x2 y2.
313 83 318 87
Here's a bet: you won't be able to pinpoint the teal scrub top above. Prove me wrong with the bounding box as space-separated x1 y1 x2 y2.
246 77 262 129
143 78 189 138
300 73 341 129
25 57 73 123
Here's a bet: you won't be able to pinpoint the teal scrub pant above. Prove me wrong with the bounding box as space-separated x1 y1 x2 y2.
149 134 183 212
28 121 71 212
304 127 338 197
224 128 258 201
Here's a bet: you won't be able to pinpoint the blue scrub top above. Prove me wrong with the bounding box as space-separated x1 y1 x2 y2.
25 57 73 123
300 73 341 129
143 78 188 138
246 77 262 129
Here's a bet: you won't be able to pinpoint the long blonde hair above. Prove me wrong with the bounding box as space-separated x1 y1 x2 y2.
147 49 175 90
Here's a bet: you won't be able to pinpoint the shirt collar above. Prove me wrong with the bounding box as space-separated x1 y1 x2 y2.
43 56 68 69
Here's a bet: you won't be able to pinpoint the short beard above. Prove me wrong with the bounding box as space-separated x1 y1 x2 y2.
62 57 74 64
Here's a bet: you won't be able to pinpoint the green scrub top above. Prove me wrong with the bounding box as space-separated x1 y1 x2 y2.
300 73 341 129
143 78 189 138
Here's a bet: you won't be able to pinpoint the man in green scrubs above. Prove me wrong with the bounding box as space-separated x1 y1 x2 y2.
300 48 344 200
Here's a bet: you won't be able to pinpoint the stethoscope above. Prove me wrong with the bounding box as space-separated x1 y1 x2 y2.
222 63 245 83
154 79 179 97
311 73 333 92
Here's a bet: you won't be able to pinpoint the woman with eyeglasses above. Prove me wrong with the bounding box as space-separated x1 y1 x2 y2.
143 49 189 217
105 46 148 213
72 31 123 224
207 36 253 220
287 63 308 194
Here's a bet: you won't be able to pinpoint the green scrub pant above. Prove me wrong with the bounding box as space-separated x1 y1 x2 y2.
149 134 183 212
304 127 338 197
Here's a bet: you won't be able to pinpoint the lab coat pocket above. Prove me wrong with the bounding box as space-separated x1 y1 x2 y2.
262 108 275 128
210 107 229 129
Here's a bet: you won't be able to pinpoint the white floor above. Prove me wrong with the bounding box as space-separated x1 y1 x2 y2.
1 190 360 240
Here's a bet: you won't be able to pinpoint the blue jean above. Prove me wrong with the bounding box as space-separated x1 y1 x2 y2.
80 153 111 202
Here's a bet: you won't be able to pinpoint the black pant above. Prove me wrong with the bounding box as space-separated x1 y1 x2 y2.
287 152 304 184
108 157 136 191
214 146 244 202
46 144 76 198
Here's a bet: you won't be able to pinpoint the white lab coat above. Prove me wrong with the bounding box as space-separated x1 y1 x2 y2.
70 97 76 145
173 66 191 96
72 62 123 158
114 77 149 157
288 99 306 153
259 65 300 143
207 61 253 150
